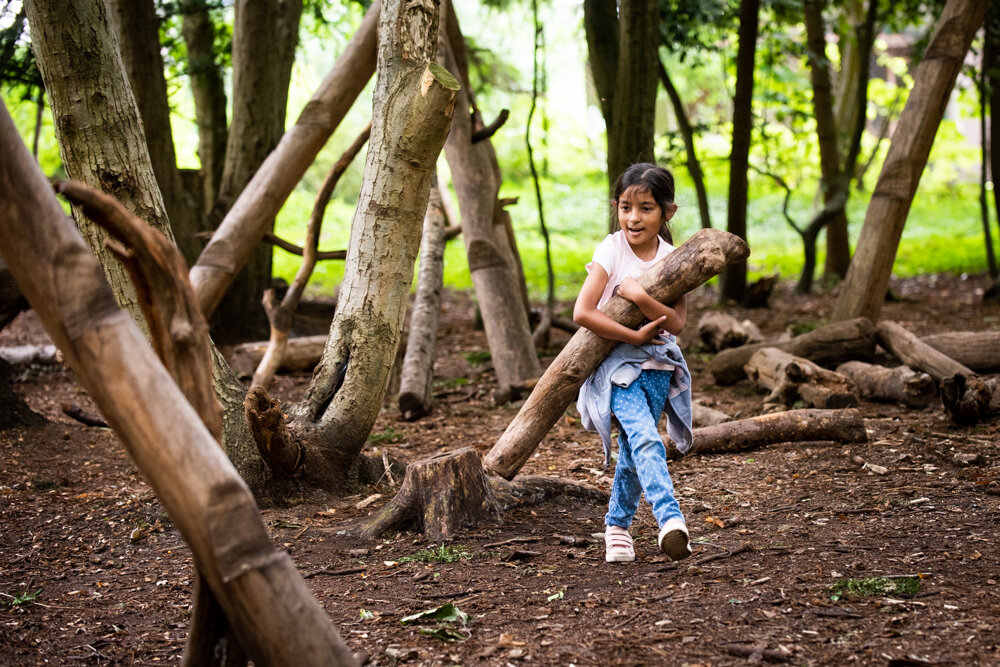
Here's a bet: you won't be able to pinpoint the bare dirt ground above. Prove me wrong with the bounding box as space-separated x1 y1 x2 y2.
1 274 999 666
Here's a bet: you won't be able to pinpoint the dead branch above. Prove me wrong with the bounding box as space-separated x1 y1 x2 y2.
835 361 936 408
61 402 107 428
745 347 859 409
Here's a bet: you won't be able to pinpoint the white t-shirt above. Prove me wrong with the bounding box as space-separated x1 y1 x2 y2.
585 231 676 370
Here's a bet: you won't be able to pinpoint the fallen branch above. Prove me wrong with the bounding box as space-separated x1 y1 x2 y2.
61 402 107 428
745 348 859 409
835 361 936 408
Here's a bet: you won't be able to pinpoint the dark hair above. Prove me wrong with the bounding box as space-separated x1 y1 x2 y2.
610 163 676 244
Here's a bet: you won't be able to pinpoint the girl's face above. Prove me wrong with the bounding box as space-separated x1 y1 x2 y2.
617 186 663 254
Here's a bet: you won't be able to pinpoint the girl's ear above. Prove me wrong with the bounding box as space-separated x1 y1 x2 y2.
663 202 678 221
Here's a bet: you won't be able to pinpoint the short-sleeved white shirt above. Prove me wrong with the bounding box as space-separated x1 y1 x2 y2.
586 231 676 370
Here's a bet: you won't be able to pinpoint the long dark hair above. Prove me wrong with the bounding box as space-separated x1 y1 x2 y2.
609 163 676 244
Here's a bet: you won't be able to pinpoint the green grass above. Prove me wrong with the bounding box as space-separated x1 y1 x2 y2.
397 544 473 564
829 576 921 602
366 426 404 445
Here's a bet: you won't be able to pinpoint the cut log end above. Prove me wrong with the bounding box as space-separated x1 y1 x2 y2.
243 387 304 477
940 374 992 426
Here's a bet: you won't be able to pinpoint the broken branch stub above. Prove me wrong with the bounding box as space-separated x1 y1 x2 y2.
484 228 749 480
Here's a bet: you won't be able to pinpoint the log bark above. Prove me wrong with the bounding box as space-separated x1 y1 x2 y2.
692 402 732 428
922 331 1000 373
876 320 991 424
745 347 859 409
484 228 749 480
399 180 448 421
697 311 763 352
190 1 380 318
667 409 868 458
835 361 936 408
227 335 327 376
440 5 541 393
0 103 356 667
284 0 459 488
831 0 990 322
711 317 876 386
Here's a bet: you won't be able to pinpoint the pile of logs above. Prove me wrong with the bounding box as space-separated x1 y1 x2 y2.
703 313 1000 425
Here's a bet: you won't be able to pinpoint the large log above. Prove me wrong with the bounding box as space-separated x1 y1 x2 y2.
226 335 327 376
667 408 868 458
745 347 859 409
0 102 355 665
836 360 936 408
710 317 876 385
877 320 991 424
483 228 749 480
697 311 763 352
922 331 1000 373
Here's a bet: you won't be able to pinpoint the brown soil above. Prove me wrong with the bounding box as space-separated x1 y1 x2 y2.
2 275 999 666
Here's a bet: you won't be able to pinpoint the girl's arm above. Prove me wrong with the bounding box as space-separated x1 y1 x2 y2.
573 264 667 345
616 276 687 335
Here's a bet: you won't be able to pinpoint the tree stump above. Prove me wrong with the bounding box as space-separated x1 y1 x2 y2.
745 347 859 409
697 311 763 352
360 447 499 541
711 317 875 385
835 361 936 408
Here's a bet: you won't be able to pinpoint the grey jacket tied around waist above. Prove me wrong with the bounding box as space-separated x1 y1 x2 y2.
577 335 693 468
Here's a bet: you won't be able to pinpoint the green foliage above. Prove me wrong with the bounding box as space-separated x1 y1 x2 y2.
366 426 404 445
463 350 492 367
829 576 921 601
397 544 473 564
1 589 41 607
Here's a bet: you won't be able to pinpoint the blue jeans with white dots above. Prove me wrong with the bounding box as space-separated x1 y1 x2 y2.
605 369 684 530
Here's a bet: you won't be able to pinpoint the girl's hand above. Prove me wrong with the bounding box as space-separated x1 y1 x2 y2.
617 276 646 304
633 315 667 346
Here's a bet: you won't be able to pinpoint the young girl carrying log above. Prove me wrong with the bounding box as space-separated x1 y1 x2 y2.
574 163 694 563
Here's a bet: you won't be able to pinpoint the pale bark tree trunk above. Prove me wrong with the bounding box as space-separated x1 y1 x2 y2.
24 0 173 331
190 2 379 319
719 0 760 304
0 106 356 667
399 180 448 421
108 0 203 267
181 0 229 217
279 0 458 489
832 0 990 323
440 4 541 393
209 0 303 343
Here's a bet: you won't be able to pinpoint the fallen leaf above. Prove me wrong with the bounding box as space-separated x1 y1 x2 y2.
705 516 724 528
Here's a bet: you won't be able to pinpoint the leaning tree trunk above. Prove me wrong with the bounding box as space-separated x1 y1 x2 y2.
439 7 541 394
266 0 459 489
190 2 379 319
485 229 749 480
719 0 760 304
399 180 448 421
24 0 174 332
209 0 303 344
0 106 356 667
107 0 202 267
832 0 990 323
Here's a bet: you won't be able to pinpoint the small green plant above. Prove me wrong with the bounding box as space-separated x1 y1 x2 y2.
789 319 825 336
398 544 473 564
1 590 41 607
829 576 921 601
367 426 404 445
463 351 492 367
433 377 469 389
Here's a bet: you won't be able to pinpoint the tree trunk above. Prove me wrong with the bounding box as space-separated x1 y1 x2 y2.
107 0 203 267
484 228 749 480
182 0 229 216
440 7 541 393
659 59 712 230
399 181 448 421
710 317 876 385
836 360 936 408
0 256 29 332
582 0 617 128
277 0 458 489
606 0 659 189
208 0 303 343
745 347 859 409
922 331 1000 372
831 0 990 323
190 2 379 319
0 103 357 667
719 0 760 303
666 409 868 458
24 0 174 332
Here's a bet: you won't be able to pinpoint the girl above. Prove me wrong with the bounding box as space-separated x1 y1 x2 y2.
574 163 694 563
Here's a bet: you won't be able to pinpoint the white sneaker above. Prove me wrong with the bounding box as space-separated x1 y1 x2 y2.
604 525 635 562
658 518 691 561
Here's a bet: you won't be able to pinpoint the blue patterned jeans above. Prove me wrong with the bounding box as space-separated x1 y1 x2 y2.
605 369 684 530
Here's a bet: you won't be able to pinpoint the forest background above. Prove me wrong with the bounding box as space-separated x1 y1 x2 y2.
3 0 996 306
